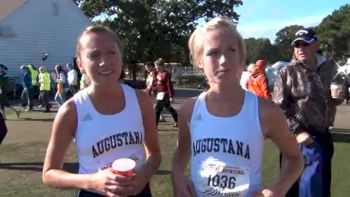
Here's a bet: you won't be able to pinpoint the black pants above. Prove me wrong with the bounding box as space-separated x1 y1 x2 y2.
39 90 51 112
0 113 7 144
155 99 177 125
77 183 152 197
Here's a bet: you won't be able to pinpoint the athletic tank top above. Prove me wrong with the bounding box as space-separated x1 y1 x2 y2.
74 84 146 174
190 91 264 197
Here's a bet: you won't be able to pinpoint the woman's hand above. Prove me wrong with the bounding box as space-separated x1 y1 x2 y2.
129 167 150 195
90 169 134 197
253 186 283 197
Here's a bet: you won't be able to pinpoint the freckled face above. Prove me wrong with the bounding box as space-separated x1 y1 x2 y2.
199 28 243 85
77 32 122 86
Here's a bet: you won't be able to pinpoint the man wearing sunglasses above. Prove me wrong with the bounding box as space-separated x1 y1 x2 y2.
272 28 345 197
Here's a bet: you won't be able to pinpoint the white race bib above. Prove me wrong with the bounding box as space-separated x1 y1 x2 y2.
195 159 250 197
156 92 165 100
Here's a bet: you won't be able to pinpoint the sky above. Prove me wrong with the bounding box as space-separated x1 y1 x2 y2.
235 0 349 43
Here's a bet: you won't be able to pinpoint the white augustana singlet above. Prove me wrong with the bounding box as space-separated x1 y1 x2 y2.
190 91 264 197
74 84 146 174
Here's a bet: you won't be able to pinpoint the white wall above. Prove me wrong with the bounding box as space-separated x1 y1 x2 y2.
0 0 91 77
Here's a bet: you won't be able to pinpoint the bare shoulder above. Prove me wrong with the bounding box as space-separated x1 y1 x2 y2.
258 97 288 138
179 97 197 121
57 98 77 118
52 98 77 138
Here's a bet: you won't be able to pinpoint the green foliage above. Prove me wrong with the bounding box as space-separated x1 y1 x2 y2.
274 25 304 61
79 0 243 70
244 38 278 64
317 4 350 61
76 1 349 67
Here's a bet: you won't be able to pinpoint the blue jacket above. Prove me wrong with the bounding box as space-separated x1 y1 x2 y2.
22 70 32 89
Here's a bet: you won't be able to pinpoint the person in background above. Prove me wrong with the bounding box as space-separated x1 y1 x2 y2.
154 58 178 126
0 111 8 163
172 16 303 197
272 28 344 197
239 63 254 91
42 25 161 197
67 63 79 96
79 70 90 90
27 64 39 99
20 65 33 111
54 64 67 106
38 66 51 112
143 62 157 96
246 59 271 99
0 64 20 119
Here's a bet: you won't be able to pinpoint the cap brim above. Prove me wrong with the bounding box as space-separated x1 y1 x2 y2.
291 38 316 46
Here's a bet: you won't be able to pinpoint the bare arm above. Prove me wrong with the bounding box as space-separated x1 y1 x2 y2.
171 98 196 197
42 99 93 189
259 99 304 196
42 100 128 194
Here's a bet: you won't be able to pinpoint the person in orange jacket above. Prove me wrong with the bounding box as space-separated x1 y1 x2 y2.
246 59 271 99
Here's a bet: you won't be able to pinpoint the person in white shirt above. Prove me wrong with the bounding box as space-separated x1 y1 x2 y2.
66 63 79 95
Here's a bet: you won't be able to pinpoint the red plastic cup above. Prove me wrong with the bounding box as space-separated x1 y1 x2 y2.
111 158 136 177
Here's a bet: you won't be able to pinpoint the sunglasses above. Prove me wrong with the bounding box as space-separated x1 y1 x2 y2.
294 42 310 48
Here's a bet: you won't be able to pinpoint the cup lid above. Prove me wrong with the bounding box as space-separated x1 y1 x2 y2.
112 158 136 172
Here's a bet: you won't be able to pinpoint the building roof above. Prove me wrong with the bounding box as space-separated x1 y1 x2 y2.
0 0 25 21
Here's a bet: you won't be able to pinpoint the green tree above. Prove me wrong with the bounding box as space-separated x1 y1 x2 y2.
77 0 243 79
245 38 277 65
274 25 304 61
317 4 350 62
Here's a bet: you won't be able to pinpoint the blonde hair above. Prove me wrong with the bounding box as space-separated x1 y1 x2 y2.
76 25 123 58
188 16 246 68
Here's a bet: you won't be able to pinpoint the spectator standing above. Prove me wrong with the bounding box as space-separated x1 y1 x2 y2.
38 66 52 112
79 70 90 90
27 64 39 99
246 59 271 99
143 62 157 96
272 28 345 197
240 63 254 91
66 63 79 95
54 64 67 106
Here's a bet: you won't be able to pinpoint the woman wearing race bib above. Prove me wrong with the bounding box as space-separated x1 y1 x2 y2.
42 25 161 197
171 17 304 197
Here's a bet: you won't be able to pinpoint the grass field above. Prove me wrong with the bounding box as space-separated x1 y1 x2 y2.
1 107 350 197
